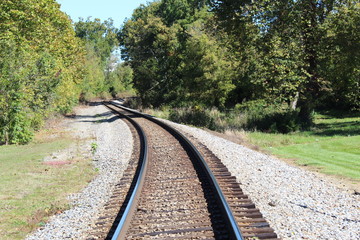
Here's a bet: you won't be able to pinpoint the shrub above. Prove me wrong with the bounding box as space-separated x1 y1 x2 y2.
169 106 217 130
238 100 302 133
168 101 302 134
0 104 34 145
124 97 144 110
245 109 301 133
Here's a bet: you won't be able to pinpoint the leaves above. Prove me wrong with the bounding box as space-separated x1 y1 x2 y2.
0 0 85 144
120 1 235 108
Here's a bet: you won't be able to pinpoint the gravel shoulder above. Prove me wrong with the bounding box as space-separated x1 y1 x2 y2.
26 103 133 240
161 119 360 240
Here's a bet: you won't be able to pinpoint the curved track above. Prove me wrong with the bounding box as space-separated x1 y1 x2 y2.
88 101 278 240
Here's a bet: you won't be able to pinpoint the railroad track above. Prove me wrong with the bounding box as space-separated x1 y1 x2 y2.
88 101 278 240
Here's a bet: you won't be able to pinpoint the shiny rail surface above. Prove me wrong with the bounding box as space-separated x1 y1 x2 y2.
103 102 149 240
107 101 244 240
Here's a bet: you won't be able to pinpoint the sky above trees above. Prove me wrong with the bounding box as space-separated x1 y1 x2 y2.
56 0 152 27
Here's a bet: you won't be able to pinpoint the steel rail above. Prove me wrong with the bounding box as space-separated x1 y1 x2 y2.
104 102 149 240
109 100 244 240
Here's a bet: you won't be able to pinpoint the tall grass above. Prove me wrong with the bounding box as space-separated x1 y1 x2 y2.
167 101 302 133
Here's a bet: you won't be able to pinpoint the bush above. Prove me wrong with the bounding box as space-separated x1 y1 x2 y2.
245 110 301 133
238 100 302 133
167 101 302 134
124 97 143 110
0 103 34 145
169 106 217 130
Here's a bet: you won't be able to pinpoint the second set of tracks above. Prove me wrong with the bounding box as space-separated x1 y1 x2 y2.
88 101 278 240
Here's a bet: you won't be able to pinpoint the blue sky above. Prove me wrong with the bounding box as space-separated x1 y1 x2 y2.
56 0 153 27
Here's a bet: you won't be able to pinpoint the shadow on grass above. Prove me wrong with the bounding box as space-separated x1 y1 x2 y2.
311 112 360 136
318 110 360 119
313 121 360 136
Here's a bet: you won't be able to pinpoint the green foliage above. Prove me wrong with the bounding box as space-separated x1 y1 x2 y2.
106 63 134 97
0 0 85 144
117 0 359 139
120 11 182 105
211 0 360 118
74 18 119 64
0 2 133 145
124 97 143 110
167 100 303 133
169 106 217 130
74 17 133 101
319 2 360 110
247 110 302 134
234 100 302 133
91 142 98 154
79 44 106 102
179 14 235 107
120 1 234 108
159 0 192 26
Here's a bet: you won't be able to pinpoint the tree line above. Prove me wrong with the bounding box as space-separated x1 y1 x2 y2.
1 0 359 143
120 0 359 125
0 0 130 144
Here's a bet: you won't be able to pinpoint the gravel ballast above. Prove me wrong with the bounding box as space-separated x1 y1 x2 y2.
26 104 133 240
162 119 360 240
26 103 359 240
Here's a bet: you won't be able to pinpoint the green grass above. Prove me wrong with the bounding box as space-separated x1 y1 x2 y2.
246 111 360 180
0 133 96 239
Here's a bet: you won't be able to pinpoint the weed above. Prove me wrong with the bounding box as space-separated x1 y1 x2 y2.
91 142 98 154
38 221 46 227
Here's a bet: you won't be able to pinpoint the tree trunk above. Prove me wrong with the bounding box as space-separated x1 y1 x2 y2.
299 99 313 127
291 91 299 110
299 0 320 126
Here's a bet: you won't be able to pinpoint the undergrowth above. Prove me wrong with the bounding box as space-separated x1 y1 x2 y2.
166 100 304 134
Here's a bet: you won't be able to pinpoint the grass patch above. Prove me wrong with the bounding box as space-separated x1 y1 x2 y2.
0 131 96 239
246 111 360 180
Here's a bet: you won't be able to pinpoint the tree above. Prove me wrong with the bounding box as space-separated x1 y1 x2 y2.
75 18 119 64
0 0 85 144
74 17 120 99
320 1 360 110
179 12 235 107
106 63 134 97
120 0 359 119
120 1 234 108
120 2 182 106
211 0 359 123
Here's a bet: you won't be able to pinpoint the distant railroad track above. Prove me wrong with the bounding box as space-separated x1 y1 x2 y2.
88 101 278 240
